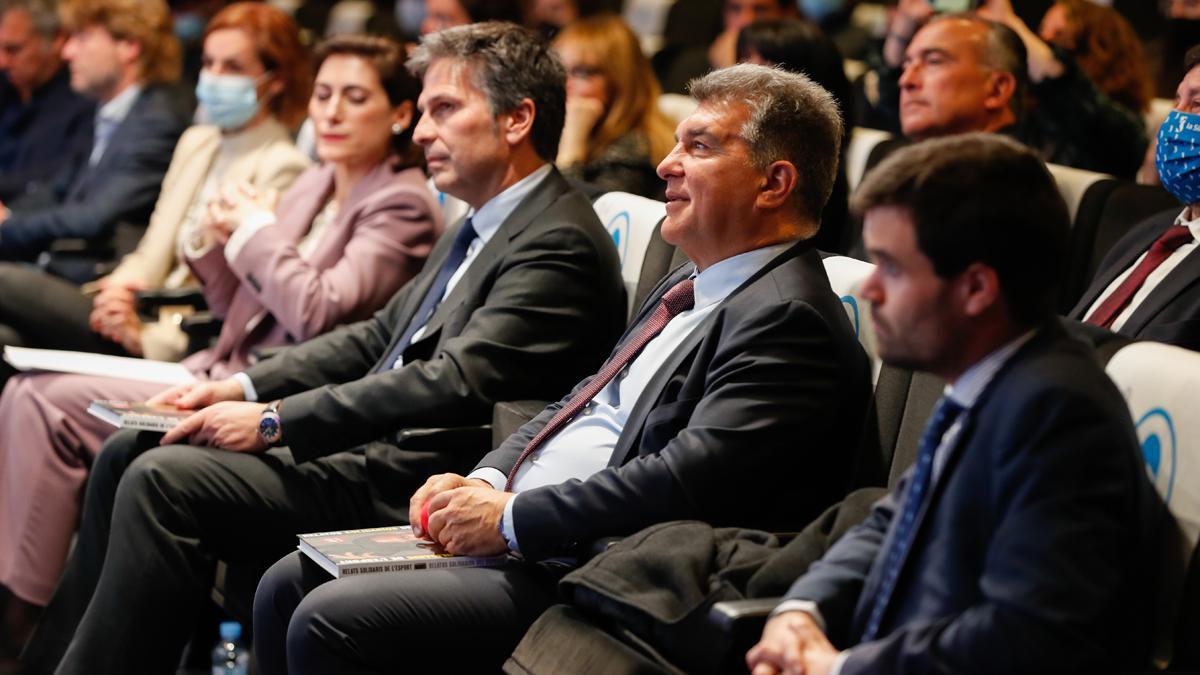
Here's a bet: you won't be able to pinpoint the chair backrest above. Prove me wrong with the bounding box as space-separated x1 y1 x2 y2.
821 255 881 385
846 127 892 192
658 93 698 124
426 177 469 237
593 191 669 317
1046 162 1112 223
1105 341 1200 668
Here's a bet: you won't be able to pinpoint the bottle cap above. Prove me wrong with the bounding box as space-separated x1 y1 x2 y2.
219 621 242 642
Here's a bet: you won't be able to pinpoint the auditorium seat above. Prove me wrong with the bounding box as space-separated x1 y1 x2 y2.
845 127 891 192
593 191 669 316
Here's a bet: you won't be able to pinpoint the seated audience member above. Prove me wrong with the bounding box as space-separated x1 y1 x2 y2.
746 134 1160 675
18 22 625 675
0 0 92 201
0 33 440 656
0 0 190 265
419 0 523 35
738 17 853 254
656 0 789 94
0 2 311 379
1037 0 1152 116
1070 48 1200 350
552 14 674 198
250 63 871 675
869 0 1146 178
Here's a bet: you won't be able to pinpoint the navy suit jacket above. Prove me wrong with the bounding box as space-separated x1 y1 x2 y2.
1071 208 1200 351
783 325 1162 674
0 66 94 201
0 83 190 259
476 242 873 562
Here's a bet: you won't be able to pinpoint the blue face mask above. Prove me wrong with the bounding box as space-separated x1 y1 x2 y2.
174 13 206 43
797 0 845 23
1157 109 1200 206
195 71 262 131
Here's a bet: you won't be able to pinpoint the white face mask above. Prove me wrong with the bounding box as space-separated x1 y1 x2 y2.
195 71 263 130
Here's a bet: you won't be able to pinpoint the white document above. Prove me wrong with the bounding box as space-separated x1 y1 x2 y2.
4 346 196 385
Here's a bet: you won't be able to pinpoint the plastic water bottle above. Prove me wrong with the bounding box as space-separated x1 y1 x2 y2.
211 621 250 675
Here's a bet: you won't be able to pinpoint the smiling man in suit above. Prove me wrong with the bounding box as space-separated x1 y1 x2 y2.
19 22 626 675
746 134 1160 675
249 62 872 675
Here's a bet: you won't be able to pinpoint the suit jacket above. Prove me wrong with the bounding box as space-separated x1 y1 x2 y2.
0 83 190 259
243 168 627 487
0 66 94 201
783 325 1162 674
181 160 439 380
1070 208 1200 350
476 242 872 562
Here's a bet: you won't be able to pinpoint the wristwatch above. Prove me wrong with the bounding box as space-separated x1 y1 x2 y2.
258 400 283 446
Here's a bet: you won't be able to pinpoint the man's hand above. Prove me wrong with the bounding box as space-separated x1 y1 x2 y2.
746 611 841 675
147 378 244 409
409 473 474 537
425 485 512 556
160 401 268 451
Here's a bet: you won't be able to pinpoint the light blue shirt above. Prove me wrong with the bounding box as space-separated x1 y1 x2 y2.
90 84 141 166
774 329 1038 675
234 163 553 401
470 242 794 552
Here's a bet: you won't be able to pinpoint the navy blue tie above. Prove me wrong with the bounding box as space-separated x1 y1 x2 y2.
860 396 965 642
377 218 477 371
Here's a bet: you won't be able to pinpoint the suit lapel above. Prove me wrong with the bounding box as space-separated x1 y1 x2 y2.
1120 246 1200 335
1072 219 1169 318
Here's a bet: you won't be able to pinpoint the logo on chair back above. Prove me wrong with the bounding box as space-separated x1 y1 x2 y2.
1136 408 1177 505
840 295 860 338
606 211 630 266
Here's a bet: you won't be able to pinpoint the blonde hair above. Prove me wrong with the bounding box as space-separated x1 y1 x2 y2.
553 14 675 165
59 0 180 85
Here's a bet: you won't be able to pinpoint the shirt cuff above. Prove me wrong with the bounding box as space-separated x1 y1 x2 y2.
500 492 520 553
466 467 507 491
830 649 851 675
771 600 827 633
232 372 259 402
223 209 275 264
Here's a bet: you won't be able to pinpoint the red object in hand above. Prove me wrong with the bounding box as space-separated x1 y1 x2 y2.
420 501 430 533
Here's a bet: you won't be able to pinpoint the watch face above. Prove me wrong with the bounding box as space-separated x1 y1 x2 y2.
258 416 282 444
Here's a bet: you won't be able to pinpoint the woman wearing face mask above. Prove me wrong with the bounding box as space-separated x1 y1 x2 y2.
0 33 439 653
0 2 311 388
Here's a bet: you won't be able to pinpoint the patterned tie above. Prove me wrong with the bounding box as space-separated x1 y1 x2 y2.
1086 225 1193 329
860 396 964 642
504 278 696 491
376 218 477 371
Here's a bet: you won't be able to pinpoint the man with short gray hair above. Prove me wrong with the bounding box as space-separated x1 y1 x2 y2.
250 62 871 675
0 0 92 200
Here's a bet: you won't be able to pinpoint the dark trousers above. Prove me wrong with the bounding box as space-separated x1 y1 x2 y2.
20 429 420 675
253 552 560 675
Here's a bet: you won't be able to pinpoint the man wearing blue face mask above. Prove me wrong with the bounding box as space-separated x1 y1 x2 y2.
1069 46 1200 351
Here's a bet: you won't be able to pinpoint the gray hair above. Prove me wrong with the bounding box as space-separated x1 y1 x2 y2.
0 0 60 41
689 63 844 224
408 21 566 162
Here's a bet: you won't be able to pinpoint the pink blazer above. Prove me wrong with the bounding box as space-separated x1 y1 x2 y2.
182 160 440 380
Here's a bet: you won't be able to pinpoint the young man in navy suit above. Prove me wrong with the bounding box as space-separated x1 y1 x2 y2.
747 134 1162 675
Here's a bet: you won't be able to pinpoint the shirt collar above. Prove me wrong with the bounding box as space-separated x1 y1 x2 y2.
690 242 793 310
1173 207 1200 242
466 163 553 244
944 329 1038 409
96 83 141 126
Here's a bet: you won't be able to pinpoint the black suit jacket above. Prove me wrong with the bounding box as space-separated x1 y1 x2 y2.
244 168 627 494
1071 208 1200 350
477 242 872 562
0 83 190 259
0 66 94 202
782 325 1161 674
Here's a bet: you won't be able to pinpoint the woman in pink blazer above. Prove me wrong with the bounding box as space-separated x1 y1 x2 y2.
0 34 440 642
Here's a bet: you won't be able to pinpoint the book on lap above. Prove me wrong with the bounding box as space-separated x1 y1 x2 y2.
298 525 508 578
87 400 191 432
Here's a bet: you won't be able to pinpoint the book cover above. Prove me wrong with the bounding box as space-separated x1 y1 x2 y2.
87 400 192 432
298 525 508 578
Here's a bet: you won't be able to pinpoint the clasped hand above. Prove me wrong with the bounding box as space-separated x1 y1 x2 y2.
746 611 840 675
202 182 279 245
149 379 265 452
408 473 512 556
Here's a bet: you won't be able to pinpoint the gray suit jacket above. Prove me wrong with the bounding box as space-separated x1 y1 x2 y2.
243 168 626 494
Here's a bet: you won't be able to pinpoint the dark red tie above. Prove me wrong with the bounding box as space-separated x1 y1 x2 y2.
1086 225 1194 329
504 278 696 491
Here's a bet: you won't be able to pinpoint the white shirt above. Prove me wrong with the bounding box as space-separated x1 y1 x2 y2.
469 242 794 552
90 84 141 166
1084 208 1200 331
774 329 1037 675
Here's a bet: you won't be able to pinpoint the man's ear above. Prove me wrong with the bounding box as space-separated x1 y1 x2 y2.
983 70 1017 113
957 261 1002 318
756 160 799 211
501 98 536 147
115 37 141 70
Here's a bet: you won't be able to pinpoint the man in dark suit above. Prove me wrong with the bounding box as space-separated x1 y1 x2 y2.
1070 48 1200 350
18 22 626 675
0 0 189 268
249 62 870 675
747 134 1161 675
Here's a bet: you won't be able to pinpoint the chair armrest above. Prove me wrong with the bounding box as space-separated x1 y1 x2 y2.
708 598 781 633
492 399 550 447
136 287 208 314
393 425 492 454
